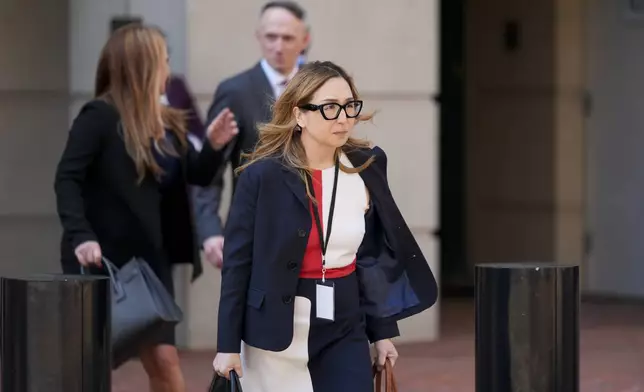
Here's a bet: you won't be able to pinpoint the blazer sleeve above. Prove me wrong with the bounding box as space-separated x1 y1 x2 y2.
54 101 114 249
372 145 389 179
366 316 400 343
184 140 225 186
364 145 401 343
216 165 259 353
190 183 223 245
186 135 223 244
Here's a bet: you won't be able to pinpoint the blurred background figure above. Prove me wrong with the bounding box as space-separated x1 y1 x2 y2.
112 16 206 140
201 1 311 268
54 24 237 392
164 76 206 141
110 15 223 299
164 73 232 266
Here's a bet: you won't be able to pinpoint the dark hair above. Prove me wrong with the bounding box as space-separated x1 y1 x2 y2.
260 1 306 20
109 16 143 34
96 24 186 183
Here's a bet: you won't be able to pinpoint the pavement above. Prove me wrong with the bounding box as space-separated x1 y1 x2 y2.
113 299 644 391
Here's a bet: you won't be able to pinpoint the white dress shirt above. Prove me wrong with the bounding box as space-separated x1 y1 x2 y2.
260 59 298 98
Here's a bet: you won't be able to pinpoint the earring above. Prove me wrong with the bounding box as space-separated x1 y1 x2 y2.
294 125 302 132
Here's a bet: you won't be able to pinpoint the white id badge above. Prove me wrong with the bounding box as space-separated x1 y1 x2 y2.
315 280 335 321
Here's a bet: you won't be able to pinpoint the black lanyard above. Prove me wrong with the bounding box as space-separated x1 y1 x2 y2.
306 157 340 282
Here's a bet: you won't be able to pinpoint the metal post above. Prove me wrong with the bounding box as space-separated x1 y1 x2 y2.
1 274 111 391
475 263 579 392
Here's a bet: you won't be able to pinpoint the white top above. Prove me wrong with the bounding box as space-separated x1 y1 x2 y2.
314 153 369 270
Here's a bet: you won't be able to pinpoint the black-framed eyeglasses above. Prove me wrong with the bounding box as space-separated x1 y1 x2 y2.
299 100 363 120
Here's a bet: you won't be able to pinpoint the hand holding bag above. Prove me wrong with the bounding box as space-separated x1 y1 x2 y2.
373 358 398 392
208 370 243 392
82 257 183 368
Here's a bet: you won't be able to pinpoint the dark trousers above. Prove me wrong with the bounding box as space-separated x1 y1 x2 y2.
297 273 374 392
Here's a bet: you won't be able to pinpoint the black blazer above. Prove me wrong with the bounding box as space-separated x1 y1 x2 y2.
216 146 438 353
54 100 223 280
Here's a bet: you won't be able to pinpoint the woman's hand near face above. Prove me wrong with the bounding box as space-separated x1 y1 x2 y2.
207 108 238 150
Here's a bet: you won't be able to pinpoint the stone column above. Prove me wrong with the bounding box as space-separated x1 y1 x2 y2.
0 0 69 278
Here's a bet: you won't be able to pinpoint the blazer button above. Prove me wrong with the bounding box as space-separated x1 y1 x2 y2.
287 261 297 270
297 229 306 237
282 295 293 304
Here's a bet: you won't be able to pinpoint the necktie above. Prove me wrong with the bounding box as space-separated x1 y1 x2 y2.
276 79 289 98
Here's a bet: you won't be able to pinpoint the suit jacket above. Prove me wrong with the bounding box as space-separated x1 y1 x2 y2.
197 62 274 240
54 100 223 280
216 146 439 353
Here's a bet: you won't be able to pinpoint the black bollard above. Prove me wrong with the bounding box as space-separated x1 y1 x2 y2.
0 274 111 391
475 263 579 392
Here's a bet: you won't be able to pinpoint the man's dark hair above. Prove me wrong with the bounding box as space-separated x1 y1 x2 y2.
261 1 306 20
110 16 143 34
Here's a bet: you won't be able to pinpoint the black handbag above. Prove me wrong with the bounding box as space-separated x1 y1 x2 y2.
209 370 243 392
82 257 183 368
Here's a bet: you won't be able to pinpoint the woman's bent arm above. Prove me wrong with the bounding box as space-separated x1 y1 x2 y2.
54 101 115 249
185 141 224 186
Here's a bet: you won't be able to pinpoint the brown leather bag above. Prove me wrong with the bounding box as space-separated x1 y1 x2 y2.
373 359 398 392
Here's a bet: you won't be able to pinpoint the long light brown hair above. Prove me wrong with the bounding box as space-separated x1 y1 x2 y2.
94 24 187 183
237 61 375 199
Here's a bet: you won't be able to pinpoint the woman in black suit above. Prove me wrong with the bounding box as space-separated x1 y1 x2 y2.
54 24 237 392
212 61 438 391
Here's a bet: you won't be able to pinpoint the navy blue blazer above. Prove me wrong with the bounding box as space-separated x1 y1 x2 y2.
217 146 438 353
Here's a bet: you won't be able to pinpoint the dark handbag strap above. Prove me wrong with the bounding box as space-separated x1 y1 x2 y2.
80 257 126 300
208 370 242 392
79 257 117 277
373 359 398 392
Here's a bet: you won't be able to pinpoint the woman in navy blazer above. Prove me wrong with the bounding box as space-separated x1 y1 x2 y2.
213 61 438 392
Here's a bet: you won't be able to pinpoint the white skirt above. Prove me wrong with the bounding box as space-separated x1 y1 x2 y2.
240 296 314 392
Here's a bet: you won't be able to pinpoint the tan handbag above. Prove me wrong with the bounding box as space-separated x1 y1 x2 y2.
373 358 398 392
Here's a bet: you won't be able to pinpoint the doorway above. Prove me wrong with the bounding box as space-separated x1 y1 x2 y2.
438 0 470 296
585 0 644 298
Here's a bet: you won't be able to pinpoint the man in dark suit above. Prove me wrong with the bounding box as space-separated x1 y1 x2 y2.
200 1 310 267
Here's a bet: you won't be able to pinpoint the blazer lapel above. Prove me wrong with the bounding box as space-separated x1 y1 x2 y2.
248 62 274 121
346 148 386 192
280 166 309 211
347 148 393 221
